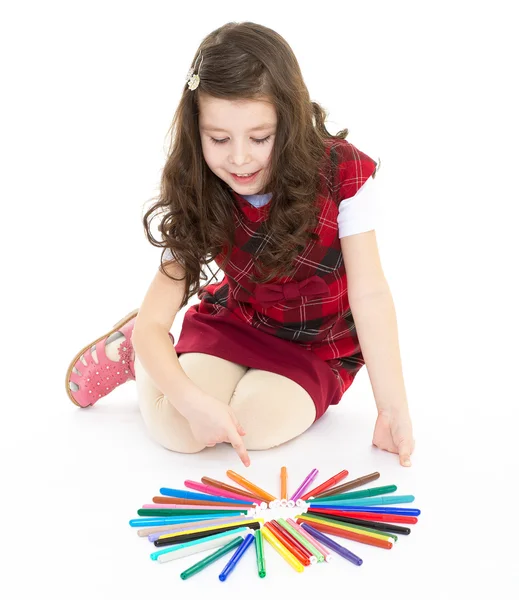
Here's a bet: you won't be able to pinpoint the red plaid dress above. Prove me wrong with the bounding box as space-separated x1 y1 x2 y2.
174 138 378 420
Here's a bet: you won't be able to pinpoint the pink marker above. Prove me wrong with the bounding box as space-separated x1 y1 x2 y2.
287 517 333 562
184 480 262 505
142 503 254 514
289 469 319 502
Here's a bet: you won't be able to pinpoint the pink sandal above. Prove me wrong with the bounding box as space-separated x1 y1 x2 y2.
65 309 139 407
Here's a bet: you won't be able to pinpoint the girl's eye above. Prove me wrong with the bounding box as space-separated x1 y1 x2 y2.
210 136 272 145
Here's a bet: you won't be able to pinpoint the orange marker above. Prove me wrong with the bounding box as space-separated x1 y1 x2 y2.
300 469 349 501
295 516 392 549
281 467 288 501
200 477 267 505
226 470 277 503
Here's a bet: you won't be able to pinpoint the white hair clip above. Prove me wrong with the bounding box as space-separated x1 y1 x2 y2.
186 52 203 91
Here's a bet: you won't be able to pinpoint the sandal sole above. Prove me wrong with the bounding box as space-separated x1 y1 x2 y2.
65 308 139 407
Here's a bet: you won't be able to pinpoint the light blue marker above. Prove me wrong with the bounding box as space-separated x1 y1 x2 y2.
129 515 231 527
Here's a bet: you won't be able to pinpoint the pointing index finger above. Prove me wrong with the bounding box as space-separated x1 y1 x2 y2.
227 427 251 467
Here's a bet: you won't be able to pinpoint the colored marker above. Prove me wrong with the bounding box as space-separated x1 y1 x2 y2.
300 513 398 543
201 477 267 505
155 518 263 541
286 518 333 562
138 508 244 517
261 526 304 573
307 511 411 535
152 496 254 509
226 470 277 502
159 487 252 505
267 521 314 566
277 518 325 562
320 484 397 502
154 521 262 547
184 480 260 505
303 506 420 516
308 495 415 507
289 468 319 502
255 529 266 578
129 515 225 527
280 467 288 501
148 517 261 541
180 535 244 580
142 503 255 515
151 528 252 562
300 522 363 566
300 469 349 501
306 510 418 524
296 516 392 549
135 516 249 536
218 532 255 581
314 472 380 499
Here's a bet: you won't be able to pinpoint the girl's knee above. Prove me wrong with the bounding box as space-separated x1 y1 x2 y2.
141 395 206 454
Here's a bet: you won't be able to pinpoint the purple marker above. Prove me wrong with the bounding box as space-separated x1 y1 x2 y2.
289 469 319 502
300 522 363 566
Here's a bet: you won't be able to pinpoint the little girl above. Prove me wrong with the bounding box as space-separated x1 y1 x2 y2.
65 21 414 469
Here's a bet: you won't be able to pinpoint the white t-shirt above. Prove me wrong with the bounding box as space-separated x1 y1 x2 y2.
336 172 376 238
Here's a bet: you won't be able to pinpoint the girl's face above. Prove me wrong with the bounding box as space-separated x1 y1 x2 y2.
198 94 277 195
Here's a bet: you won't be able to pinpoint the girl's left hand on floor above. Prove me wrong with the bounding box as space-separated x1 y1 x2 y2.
372 408 415 466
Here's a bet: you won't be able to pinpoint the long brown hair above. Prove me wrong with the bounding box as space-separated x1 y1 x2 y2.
143 21 357 310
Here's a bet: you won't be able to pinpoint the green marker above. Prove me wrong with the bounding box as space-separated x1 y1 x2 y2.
277 518 325 562
255 529 266 578
321 485 397 502
179 536 244 580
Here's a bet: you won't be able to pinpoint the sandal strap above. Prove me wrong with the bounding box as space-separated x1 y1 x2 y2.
68 316 136 406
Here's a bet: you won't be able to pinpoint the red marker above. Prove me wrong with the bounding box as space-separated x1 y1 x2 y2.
300 470 349 501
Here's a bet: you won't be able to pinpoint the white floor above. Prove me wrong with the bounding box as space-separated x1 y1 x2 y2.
4 301 518 599
3 3 519 596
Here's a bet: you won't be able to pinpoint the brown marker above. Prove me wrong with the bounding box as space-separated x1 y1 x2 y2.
313 472 380 499
152 496 252 509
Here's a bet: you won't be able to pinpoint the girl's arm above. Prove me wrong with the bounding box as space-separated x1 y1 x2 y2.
132 260 250 466
340 230 415 466
132 260 203 406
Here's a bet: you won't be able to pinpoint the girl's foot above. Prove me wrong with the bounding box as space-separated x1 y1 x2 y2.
65 309 139 407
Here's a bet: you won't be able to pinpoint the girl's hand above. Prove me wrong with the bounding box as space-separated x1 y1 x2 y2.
372 407 415 466
180 391 251 467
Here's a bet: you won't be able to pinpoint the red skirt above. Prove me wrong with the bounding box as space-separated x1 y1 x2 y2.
174 303 347 420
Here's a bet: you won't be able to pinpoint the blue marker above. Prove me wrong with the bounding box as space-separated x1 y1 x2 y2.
300 522 363 566
218 533 255 581
309 495 415 507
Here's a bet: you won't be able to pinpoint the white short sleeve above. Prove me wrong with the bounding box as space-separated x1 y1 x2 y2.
337 175 377 238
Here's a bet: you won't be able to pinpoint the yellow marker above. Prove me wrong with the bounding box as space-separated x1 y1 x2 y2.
157 518 264 540
261 526 304 573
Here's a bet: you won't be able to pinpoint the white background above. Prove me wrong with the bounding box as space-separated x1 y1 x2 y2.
1 1 518 598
